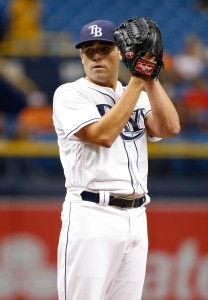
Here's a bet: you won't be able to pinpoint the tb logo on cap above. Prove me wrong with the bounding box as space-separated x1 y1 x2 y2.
88 25 102 37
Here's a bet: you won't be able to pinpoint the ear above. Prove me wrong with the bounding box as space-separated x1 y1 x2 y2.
80 50 84 64
117 47 123 60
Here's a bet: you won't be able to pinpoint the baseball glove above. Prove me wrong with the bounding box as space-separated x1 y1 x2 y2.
113 17 164 78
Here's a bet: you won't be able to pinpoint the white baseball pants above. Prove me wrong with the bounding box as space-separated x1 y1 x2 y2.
57 200 148 300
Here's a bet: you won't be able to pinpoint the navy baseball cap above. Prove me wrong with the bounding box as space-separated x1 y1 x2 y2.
75 20 116 49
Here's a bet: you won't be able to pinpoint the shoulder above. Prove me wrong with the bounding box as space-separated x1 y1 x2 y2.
54 80 80 97
53 78 90 101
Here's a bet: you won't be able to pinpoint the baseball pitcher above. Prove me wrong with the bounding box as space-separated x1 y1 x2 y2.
53 18 180 300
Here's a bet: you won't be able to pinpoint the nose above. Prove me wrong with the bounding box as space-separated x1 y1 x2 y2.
92 51 102 61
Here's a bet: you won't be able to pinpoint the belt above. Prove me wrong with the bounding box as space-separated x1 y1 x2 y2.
81 191 146 208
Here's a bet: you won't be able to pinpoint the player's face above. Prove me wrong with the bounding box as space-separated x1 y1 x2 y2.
80 41 121 89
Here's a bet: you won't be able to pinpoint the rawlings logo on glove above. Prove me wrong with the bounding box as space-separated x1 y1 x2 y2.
114 17 164 78
134 58 156 77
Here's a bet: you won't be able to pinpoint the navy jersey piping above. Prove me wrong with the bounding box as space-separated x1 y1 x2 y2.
123 141 135 194
144 109 151 118
66 118 100 139
88 87 116 104
64 202 71 300
134 141 146 194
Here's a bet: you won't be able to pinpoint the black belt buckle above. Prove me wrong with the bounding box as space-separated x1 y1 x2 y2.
110 196 143 208
131 198 136 208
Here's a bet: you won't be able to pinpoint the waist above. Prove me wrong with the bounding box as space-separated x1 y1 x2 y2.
80 191 146 209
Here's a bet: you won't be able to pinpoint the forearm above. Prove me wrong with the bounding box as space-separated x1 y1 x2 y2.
76 77 145 147
144 79 180 138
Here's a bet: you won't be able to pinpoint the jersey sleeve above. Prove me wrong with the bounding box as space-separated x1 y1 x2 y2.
53 83 101 138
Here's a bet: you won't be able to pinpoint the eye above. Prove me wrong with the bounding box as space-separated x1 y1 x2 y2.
83 45 114 58
84 47 96 56
99 46 112 55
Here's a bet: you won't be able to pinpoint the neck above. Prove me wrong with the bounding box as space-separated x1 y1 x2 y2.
85 76 117 90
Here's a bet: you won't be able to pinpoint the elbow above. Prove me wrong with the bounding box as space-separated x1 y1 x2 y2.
174 123 181 136
165 123 181 138
172 121 181 136
96 135 115 148
102 143 113 148
79 130 115 148
99 138 114 148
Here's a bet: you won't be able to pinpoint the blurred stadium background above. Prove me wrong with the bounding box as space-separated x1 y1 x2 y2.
0 0 207 299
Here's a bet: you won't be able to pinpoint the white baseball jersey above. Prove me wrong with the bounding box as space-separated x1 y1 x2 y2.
53 77 160 203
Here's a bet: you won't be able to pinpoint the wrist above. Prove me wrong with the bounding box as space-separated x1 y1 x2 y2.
144 76 157 86
130 75 146 84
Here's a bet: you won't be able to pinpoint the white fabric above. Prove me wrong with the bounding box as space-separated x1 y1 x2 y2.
53 77 160 300
53 77 160 199
57 201 148 300
99 191 110 205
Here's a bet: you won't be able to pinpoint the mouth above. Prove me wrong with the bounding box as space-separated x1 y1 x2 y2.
92 64 105 69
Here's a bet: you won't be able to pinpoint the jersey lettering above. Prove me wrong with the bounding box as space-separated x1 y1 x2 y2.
97 104 111 115
97 104 145 141
121 109 145 141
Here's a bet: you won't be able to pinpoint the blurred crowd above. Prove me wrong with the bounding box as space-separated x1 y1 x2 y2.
161 34 208 141
0 0 208 143
0 0 43 41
